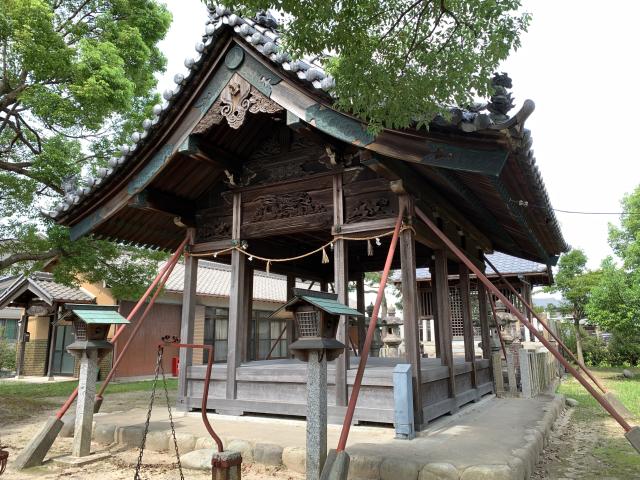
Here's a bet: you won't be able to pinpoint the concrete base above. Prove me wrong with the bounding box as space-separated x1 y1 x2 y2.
212 450 242 480
625 426 640 454
54 452 111 466
604 392 634 419
320 450 350 480
13 416 64 470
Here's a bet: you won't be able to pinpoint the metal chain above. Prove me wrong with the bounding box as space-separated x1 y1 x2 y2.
160 354 184 479
134 347 163 480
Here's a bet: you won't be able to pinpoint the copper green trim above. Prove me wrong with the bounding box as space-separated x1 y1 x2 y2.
305 104 375 146
419 143 508 177
127 143 175 195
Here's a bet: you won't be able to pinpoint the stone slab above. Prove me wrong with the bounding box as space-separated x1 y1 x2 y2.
53 452 111 466
13 416 64 470
625 426 640 454
321 450 350 480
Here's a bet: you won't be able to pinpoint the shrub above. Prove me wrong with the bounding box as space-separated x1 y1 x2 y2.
0 327 16 372
557 322 609 367
607 330 640 367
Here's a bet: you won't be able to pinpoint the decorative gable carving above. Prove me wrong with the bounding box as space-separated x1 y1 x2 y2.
194 74 282 133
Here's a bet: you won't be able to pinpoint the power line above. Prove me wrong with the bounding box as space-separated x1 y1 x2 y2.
510 199 640 216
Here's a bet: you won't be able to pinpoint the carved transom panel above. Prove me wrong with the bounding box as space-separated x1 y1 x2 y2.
252 192 326 222
194 74 282 133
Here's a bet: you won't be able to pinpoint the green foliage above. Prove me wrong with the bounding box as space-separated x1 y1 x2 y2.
0 0 172 297
587 186 640 339
0 327 16 372
556 323 609 367
546 249 600 321
212 0 530 131
607 330 640 367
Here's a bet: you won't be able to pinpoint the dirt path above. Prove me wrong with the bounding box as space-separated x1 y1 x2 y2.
1 390 302 480
532 407 640 479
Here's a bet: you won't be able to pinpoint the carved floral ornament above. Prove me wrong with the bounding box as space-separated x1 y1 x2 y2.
194 74 283 132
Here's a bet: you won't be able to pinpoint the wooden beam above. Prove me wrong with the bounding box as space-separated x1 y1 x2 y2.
286 274 296 356
190 239 236 253
333 173 349 407
179 134 241 172
477 280 491 360
356 273 366 354
177 251 198 410
332 218 397 236
459 263 477 389
434 249 457 406
226 192 244 402
429 258 441 359
241 265 253 363
365 155 493 253
128 189 196 226
399 195 424 427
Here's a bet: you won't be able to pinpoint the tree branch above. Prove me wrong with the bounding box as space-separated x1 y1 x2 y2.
0 249 61 270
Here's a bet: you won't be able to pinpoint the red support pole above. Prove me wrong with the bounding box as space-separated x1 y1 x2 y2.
484 256 608 395
54 236 188 420
414 206 633 434
336 207 404 452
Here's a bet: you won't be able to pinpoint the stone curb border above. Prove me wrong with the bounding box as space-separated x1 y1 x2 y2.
89 395 565 479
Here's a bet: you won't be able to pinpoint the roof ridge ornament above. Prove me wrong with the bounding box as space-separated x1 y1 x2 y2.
487 72 515 122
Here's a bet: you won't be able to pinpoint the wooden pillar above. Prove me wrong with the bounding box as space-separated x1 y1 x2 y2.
459 264 477 389
429 259 441 359
226 192 246 401
177 250 198 409
46 306 59 380
477 281 491 360
333 173 349 406
241 265 253 363
399 196 424 426
286 274 296 355
434 249 456 404
356 273 366 354
15 312 28 378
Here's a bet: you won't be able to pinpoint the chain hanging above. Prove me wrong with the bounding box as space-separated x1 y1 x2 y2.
134 347 184 480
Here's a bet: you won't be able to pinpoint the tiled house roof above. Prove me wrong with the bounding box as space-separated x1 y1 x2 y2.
0 272 94 309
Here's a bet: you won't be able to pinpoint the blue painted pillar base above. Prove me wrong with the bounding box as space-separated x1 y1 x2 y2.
393 364 415 440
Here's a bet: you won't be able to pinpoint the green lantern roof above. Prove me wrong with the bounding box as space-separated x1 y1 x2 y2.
63 304 130 325
270 289 363 318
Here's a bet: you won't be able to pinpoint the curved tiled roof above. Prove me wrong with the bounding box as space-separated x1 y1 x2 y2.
0 272 94 309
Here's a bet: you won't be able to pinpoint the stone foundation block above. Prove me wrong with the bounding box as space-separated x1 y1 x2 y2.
175 432 196 453
460 465 512 480
348 454 382 480
181 448 215 470
320 450 350 480
93 423 116 445
212 451 242 480
146 431 170 451
282 446 306 474
380 457 421 480
419 462 459 480
195 436 223 450
507 457 525 480
115 425 145 448
59 413 75 438
253 442 283 466
227 439 253 463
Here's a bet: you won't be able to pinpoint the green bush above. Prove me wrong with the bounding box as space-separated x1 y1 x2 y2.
607 330 640 367
0 327 16 372
556 322 640 367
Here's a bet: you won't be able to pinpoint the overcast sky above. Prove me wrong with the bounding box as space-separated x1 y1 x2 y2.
156 1 639 270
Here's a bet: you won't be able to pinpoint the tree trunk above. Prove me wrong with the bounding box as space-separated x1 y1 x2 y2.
574 317 585 367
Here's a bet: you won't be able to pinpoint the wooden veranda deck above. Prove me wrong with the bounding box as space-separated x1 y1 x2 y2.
186 356 493 425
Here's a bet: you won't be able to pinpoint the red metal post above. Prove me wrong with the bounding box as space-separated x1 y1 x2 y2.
336 207 405 452
415 206 633 433
55 237 188 420
159 341 223 452
484 255 608 395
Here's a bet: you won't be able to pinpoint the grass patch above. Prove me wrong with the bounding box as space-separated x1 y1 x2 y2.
557 366 640 421
0 378 177 399
592 437 640 477
0 378 178 424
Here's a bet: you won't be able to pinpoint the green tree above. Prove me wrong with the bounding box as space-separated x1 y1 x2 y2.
0 0 172 297
212 0 530 131
587 186 640 341
546 249 600 366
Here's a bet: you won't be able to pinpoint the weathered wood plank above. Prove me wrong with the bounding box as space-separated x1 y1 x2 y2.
399 195 424 427
434 249 457 404
177 251 198 410
333 173 349 406
459 263 477 388
477 280 491 360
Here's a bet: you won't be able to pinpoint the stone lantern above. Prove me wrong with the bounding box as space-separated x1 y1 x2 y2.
271 289 362 480
60 304 129 462
381 306 403 357
494 300 520 345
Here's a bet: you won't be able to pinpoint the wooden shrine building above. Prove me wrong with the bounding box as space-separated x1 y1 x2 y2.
51 7 567 427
